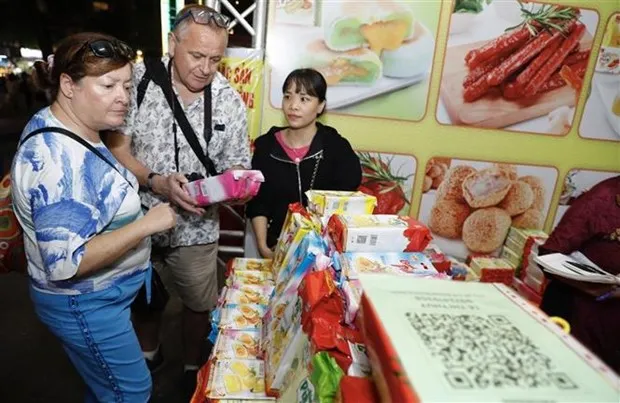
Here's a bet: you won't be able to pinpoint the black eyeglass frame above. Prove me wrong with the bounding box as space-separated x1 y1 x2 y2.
71 39 135 66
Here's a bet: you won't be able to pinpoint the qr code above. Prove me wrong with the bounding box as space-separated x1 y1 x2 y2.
405 312 578 390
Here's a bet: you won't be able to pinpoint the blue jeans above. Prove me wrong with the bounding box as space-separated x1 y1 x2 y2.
30 271 151 403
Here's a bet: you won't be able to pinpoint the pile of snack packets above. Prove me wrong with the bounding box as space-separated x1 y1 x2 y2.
190 190 548 403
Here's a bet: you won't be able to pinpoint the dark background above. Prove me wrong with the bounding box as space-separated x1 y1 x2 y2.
0 0 254 60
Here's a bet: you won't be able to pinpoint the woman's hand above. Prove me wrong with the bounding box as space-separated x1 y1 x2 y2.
258 244 275 259
142 203 177 234
152 173 205 216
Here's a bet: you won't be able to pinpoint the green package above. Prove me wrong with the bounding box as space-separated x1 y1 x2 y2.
310 352 344 403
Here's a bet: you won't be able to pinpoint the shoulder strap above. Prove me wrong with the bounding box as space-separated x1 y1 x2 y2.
144 59 218 177
19 127 134 189
136 63 152 109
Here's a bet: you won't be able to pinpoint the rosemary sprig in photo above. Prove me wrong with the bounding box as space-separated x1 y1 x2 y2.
505 0 578 36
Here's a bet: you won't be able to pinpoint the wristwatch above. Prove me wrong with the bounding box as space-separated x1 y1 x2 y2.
147 172 160 191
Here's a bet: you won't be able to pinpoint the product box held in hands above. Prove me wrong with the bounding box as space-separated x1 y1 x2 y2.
305 190 377 217
184 170 264 207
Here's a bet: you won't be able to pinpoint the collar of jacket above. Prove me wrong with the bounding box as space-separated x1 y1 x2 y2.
267 122 327 164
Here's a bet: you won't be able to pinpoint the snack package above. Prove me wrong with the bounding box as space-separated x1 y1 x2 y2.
206 359 269 400
272 207 320 276
224 285 274 306
263 237 327 347
447 258 471 281
226 258 273 279
226 270 274 288
213 304 266 331
327 215 432 253
341 279 363 326
265 324 311 397
184 170 264 207
311 352 345 403
504 235 525 257
213 329 263 360
334 252 439 280
501 245 523 271
506 227 548 251
524 270 547 295
346 341 371 377
275 231 326 287
336 376 380 403
513 278 543 306
423 244 452 273
305 190 376 218
469 257 515 286
520 236 548 280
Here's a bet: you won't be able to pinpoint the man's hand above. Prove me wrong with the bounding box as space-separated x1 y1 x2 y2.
152 173 205 216
225 166 254 205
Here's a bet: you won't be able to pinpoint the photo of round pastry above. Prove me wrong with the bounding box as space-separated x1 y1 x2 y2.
462 207 512 253
428 199 470 239
434 164 476 202
462 167 512 208
418 158 558 259
498 181 534 216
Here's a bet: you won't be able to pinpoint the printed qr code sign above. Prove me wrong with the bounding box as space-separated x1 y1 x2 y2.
405 312 579 390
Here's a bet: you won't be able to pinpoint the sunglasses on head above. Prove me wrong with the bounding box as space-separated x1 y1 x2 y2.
173 8 230 29
74 39 135 63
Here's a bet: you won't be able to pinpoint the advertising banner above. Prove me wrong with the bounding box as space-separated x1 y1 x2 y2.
260 0 620 236
219 48 265 140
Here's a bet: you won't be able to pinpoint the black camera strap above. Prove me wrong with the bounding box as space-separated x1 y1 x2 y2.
143 57 218 177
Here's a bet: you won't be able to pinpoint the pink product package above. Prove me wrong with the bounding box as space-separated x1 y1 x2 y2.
184 170 264 206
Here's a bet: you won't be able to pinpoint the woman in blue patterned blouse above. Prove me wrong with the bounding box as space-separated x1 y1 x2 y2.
11 32 176 402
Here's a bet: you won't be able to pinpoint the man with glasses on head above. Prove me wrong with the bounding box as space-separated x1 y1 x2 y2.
106 5 251 398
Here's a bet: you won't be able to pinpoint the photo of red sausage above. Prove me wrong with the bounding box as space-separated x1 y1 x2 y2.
523 22 586 96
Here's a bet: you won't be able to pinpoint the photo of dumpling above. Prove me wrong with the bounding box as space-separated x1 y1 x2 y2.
462 168 512 208
462 207 512 253
436 165 477 202
518 176 546 211
498 181 534 216
429 200 470 239
512 208 545 230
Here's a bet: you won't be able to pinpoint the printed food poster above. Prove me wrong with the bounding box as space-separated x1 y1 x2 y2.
219 48 265 140
552 169 619 228
355 151 417 215
437 1 599 135
266 0 441 121
579 13 620 142
418 159 557 260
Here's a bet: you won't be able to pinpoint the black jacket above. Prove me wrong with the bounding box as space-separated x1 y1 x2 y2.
246 123 362 248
